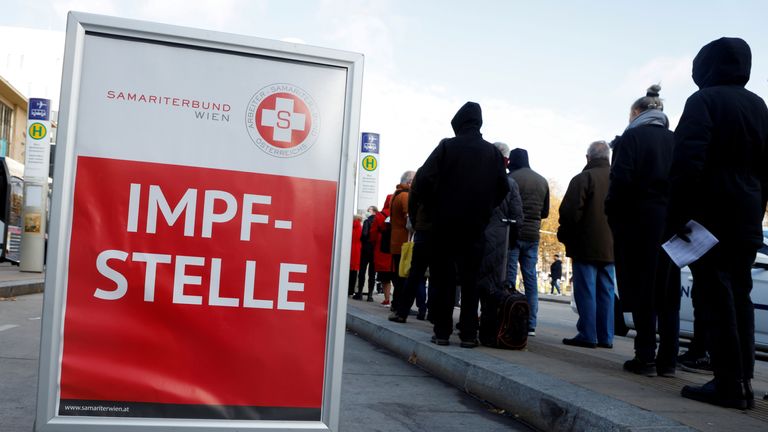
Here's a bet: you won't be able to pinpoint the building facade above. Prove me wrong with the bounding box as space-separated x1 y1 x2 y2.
0 75 28 165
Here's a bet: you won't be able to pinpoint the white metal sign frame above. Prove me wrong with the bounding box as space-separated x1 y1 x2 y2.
36 12 363 432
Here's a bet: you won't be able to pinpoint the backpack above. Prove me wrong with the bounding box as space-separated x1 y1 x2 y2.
479 288 529 350
379 216 392 254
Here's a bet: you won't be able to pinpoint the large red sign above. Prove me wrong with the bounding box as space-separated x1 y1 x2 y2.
59 156 337 420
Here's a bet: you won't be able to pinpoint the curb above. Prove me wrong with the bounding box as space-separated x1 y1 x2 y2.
346 306 694 432
0 280 45 298
539 295 571 305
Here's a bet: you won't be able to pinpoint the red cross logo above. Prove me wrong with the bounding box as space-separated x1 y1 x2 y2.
255 93 312 149
246 84 320 158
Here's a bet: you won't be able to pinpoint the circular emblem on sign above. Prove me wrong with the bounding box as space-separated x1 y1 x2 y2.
245 84 320 158
28 122 47 140
361 155 378 171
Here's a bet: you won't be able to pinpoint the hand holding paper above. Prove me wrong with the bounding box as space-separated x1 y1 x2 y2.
662 220 719 268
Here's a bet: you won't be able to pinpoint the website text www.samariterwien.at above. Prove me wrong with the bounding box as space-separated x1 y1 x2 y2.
61 403 130 414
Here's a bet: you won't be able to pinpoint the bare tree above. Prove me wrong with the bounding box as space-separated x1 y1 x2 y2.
538 180 568 293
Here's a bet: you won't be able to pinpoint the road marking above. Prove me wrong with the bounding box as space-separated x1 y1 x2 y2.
0 324 20 332
29 317 41 320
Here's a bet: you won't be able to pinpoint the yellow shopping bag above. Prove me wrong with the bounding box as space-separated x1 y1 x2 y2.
398 241 414 277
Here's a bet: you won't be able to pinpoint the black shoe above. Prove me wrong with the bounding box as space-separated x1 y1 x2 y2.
430 335 449 346
677 351 712 374
744 380 754 409
657 365 676 378
562 337 596 349
681 378 747 410
366 296 374 302
677 349 703 362
416 313 426 321
388 312 406 323
623 357 656 377
351 293 362 300
597 342 613 349
460 339 479 348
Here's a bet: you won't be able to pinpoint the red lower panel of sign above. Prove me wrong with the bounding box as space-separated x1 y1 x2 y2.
59 156 337 414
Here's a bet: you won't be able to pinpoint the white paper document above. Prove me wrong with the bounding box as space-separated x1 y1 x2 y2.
662 220 719 268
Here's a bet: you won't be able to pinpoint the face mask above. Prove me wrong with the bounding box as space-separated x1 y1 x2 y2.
365 210 373 218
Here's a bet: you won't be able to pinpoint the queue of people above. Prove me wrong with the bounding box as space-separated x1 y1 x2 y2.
347 37 768 411
558 36 768 410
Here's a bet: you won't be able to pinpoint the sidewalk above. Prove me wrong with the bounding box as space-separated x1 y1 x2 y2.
5 267 766 430
346 296 768 432
0 262 44 298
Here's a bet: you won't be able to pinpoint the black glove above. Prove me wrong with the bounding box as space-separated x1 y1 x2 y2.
677 225 692 243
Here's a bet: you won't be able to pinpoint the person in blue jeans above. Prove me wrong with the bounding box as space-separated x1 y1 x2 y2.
557 141 616 349
569 262 615 347
506 240 540 334
508 148 549 336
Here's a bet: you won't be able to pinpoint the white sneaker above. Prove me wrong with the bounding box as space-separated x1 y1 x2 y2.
527 330 536 337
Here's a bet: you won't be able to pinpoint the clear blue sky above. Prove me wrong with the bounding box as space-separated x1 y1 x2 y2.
2 0 767 200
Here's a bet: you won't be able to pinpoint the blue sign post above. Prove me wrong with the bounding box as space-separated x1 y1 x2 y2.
357 132 380 213
21 97 52 272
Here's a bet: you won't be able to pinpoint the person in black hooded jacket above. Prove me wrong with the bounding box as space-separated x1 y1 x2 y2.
507 148 550 335
414 102 509 347
670 37 768 410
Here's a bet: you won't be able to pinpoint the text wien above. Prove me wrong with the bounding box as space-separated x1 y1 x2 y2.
94 183 305 310
194 111 230 122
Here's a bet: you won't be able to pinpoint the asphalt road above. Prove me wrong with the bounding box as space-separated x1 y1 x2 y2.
0 294 40 432
0 294 530 432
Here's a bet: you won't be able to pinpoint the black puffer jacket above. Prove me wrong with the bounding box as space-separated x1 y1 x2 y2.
508 149 549 242
670 37 768 248
478 177 524 293
414 102 509 236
